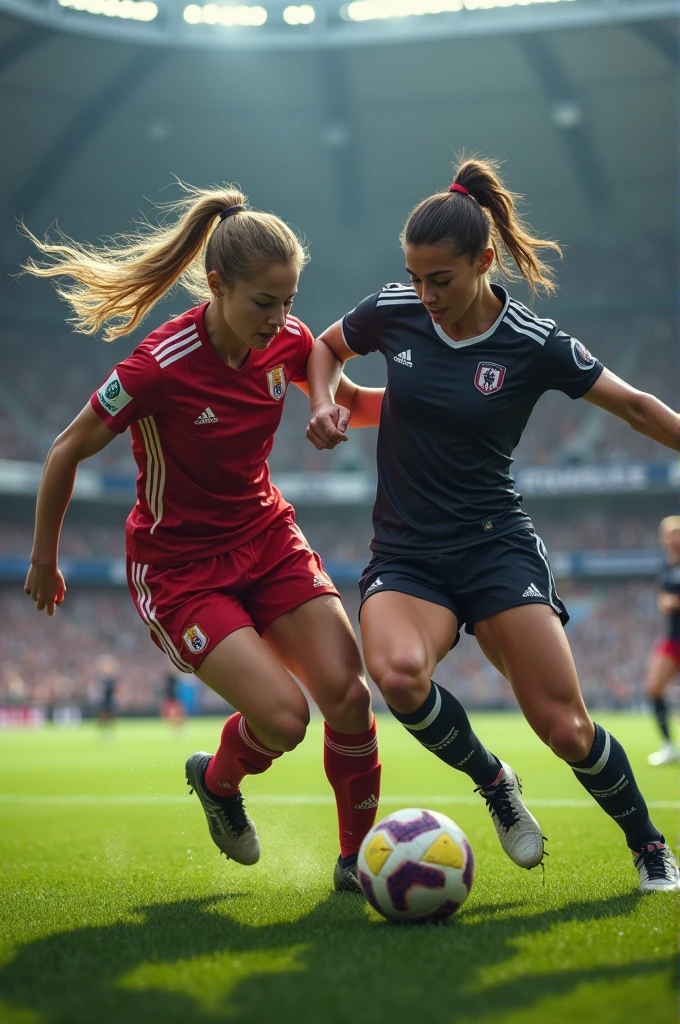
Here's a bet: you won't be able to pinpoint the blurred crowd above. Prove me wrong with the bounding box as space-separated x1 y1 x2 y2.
0 579 666 716
0 512 664 567
0 308 675 473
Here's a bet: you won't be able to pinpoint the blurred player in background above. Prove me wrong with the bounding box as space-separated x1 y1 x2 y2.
645 516 680 766
95 654 118 739
21 184 383 892
308 156 680 892
160 671 187 737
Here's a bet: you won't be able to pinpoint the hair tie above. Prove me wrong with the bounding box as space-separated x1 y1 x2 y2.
219 205 245 220
448 183 469 195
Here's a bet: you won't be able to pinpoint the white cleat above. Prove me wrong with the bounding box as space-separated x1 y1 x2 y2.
634 841 680 892
476 760 545 870
647 742 680 766
185 752 261 865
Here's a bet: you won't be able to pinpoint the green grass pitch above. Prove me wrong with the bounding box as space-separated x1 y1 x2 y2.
0 713 676 1024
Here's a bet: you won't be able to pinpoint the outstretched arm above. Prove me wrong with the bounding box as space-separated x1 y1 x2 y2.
25 404 116 615
583 369 680 452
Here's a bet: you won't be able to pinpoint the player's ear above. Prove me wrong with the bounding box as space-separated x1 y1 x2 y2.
477 247 495 276
207 270 224 299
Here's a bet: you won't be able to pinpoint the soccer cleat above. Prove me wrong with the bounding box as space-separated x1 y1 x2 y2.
476 760 545 870
333 856 363 893
185 752 260 865
634 842 680 892
647 741 680 766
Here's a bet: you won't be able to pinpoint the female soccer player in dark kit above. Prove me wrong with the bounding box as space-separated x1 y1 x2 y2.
307 157 680 892
645 516 680 767
22 184 383 892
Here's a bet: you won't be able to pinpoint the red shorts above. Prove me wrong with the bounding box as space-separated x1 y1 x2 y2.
127 513 340 673
653 638 680 665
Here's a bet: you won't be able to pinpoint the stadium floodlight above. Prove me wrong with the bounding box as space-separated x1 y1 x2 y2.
183 2 268 23
57 0 158 19
1 0 673 47
283 4 316 23
341 0 574 21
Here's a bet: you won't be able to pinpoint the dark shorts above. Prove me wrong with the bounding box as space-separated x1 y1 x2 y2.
358 528 568 647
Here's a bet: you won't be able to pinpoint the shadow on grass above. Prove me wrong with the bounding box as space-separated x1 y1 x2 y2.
0 889 672 1024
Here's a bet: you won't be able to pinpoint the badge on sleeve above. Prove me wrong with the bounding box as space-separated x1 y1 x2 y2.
266 364 287 401
474 362 506 395
97 370 133 416
571 338 596 370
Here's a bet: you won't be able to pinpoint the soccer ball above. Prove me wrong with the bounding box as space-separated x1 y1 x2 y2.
358 808 474 923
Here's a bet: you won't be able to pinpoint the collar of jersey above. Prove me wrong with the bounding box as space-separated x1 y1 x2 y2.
430 285 509 350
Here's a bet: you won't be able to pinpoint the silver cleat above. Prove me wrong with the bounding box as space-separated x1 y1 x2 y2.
476 760 545 870
185 752 260 865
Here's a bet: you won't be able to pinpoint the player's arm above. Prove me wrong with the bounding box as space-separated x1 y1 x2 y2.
25 404 116 615
296 359 383 435
582 369 680 451
658 591 680 614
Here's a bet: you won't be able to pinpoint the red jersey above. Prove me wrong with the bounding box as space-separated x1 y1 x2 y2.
90 303 314 566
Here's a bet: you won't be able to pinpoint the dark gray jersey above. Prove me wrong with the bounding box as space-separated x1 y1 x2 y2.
659 563 680 641
341 283 604 554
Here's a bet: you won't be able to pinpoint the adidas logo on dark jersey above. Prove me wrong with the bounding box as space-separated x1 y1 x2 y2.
394 350 413 368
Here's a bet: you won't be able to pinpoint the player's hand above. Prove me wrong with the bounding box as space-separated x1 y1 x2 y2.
307 403 351 450
659 593 680 614
24 563 67 616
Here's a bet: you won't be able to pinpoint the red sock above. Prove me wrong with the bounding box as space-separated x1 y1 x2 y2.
205 713 281 797
324 718 381 859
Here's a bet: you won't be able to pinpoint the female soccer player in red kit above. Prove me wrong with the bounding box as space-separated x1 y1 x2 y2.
22 184 382 891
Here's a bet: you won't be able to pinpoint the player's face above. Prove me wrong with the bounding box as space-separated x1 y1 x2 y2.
661 526 680 559
404 243 494 326
218 262 299 350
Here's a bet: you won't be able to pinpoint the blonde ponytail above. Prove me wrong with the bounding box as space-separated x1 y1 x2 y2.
20 182 307 341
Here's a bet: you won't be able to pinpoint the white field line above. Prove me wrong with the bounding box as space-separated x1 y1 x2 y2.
0 794 677 810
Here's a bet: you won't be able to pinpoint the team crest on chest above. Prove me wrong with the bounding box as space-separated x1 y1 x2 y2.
266 364 287 401
474 362 506 395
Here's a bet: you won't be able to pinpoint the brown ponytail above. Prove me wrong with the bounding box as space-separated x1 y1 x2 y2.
401 155 562 296
20 181 307 341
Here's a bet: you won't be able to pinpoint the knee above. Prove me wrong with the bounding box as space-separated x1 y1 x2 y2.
268 706 310 752
323 676 372 732
546 712 594 763
369 650 431 710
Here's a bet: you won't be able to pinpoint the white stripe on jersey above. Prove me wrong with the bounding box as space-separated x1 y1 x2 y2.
131 563 193 672
158 339 202 369
151 323 197 357
503 311 549 346
506 305 553 338
285 319 301 336
138 416 165 535
509 299 556 331
153 331 199 363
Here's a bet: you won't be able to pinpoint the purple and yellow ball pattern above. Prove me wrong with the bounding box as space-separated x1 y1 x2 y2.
358 808 474 923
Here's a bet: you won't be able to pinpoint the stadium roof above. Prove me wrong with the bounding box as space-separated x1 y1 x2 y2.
0 0 676 329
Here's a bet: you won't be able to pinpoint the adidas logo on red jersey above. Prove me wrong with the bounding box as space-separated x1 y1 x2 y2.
195 407 218 424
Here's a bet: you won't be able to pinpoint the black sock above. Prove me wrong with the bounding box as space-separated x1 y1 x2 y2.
568 723 664 850
387 681 501 788
651 697 671 742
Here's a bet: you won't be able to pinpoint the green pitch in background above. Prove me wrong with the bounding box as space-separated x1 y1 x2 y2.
0 713 676 1024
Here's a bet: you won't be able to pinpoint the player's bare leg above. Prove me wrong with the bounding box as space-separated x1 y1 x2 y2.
475 603 679 891
644 650 679 766
188 626 310 865
264 594 380 892
361 591 544 870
